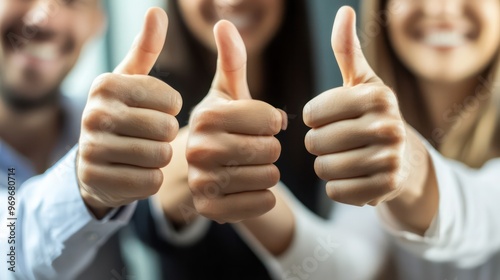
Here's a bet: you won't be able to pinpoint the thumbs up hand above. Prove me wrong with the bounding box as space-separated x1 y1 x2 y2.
77 8 182 218
186 20 287 224
304 7 412 207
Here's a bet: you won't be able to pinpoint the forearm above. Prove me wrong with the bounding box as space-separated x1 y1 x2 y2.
11 147 134 279
156 126 200 228
385 126 439 235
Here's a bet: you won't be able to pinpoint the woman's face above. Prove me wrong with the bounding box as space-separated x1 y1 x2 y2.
178 0 285 56
386 0 500 84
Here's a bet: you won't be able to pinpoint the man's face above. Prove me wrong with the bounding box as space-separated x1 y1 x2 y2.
0 0 104 110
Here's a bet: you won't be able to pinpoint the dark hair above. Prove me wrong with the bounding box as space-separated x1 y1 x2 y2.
155 0 320 211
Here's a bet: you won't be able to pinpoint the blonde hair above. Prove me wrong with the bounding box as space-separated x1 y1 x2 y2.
360 0 500 168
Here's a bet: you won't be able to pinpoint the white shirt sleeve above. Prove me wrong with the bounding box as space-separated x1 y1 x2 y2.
233 183 389 280
378 141 500 268
1 146 136 280
148 195 211 246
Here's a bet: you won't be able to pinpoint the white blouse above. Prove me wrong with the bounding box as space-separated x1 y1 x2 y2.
233 141 500 280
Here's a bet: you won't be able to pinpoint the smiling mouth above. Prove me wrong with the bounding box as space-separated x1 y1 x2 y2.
219 13 254 29
213 1 261 31
22 42 59 61
421 30 468 48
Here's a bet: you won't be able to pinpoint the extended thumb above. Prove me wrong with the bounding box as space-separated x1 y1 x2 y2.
211 20 251 100
331 6 381 86
114 7 168 75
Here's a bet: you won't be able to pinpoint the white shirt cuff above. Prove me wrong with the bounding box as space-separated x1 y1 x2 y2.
149 195 211 246
20 145 136 279
377 137 457 242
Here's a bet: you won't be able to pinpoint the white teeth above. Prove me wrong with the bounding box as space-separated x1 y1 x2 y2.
224 15 251 29
423 31 466 48
23 43 58 61
216 9 252 29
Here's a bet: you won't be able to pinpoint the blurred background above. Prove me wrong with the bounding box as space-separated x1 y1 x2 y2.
62 0 359 99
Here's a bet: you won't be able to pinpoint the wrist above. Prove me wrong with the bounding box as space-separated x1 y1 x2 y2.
154 194 199 229
79 186 112 219
386 126 438 234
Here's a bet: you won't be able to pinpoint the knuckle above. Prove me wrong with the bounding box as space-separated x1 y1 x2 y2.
190 107 222 132
90 73 117 99
381 173 399 193
186 140 218 165
185 143 204 165
78 140 99 162
82 108 113 132
77 163 98 187
369 87 393 112
194 197 219 220
326 182 365 207
188 169 211 193
377 121 405 143
370 121 405 143
384 152 402 172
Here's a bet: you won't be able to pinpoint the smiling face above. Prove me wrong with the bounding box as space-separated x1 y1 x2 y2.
386 0 500 84
0 0 104 110
178 0 285 56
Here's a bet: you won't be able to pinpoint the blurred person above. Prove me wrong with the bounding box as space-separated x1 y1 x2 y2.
133 0 389 279
0 2 181 279
359 0 500 279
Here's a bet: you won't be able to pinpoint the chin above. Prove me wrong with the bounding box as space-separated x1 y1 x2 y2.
421 73 471 84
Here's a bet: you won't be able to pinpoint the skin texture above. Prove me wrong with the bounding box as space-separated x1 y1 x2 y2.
185 20 294 254
77 8 182 218
304 6 437 235
187 20 286 223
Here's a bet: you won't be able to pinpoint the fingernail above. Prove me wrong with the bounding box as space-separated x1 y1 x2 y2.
277 109 288 131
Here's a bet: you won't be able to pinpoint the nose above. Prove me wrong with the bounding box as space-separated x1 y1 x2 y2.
422 0 464 18
20 0 67 40
23 0 57 28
